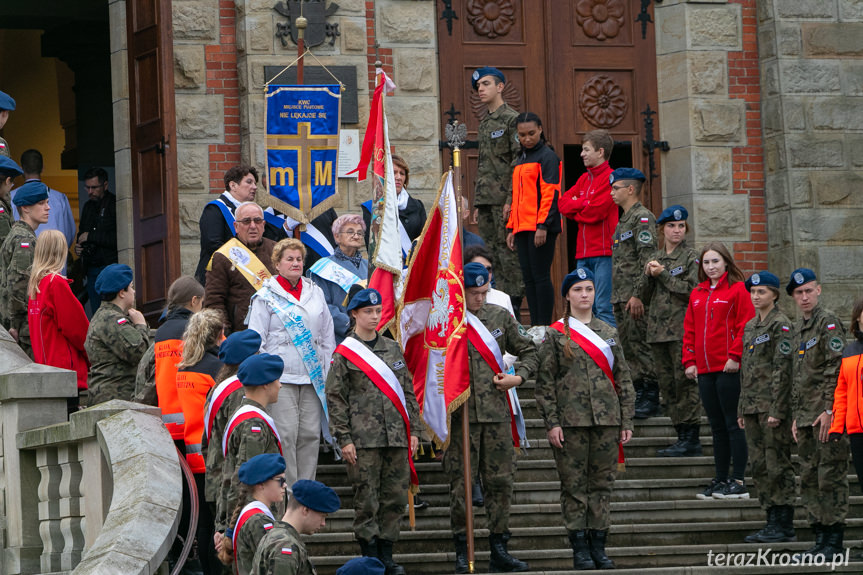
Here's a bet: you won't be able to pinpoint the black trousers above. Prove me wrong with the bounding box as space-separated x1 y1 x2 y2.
850 433 863 496
514 231 557 326
698 371 748 481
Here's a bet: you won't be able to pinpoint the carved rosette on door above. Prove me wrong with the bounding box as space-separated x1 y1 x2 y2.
579 75 627 129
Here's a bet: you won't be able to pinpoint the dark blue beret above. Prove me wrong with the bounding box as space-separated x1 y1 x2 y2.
745 271 780 292
609 168 646 184
346 288 382 312
0 91 15 112
94 264 134 295
464 262 489 288
657 204 689 224
561 267 594 297
11 180 49 206
471 67 505 91
786 268 817 295
0 155 22 178
238 353 283 386
238 453 286 485
291 479 341 513
219 330 262 364
337 558 385 575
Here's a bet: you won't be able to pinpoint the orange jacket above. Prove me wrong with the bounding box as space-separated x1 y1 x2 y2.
154 309 192 440
829 341 863 435
507 141 561 234
177 348 222 473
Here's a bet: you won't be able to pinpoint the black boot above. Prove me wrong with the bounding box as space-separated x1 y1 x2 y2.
453 534 468 574
588 530 615 570
358 536 379 558
632 381 645 419
568 530 595 570
472 482 484 507
634 380 660 418
757 505 796 543
821 523 845 558
778 505 797 541
413 494 430 510
377 539 405 575
794 524 827 560
656 425 684 457
682 423 703 456
488 533 529 572
744 508 773 543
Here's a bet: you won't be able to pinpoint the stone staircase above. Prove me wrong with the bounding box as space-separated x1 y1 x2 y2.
307 381 863 574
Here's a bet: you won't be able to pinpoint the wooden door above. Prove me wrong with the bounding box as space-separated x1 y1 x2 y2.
127 0 180 322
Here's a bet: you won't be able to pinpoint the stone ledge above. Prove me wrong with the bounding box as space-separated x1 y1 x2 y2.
70 400 161 442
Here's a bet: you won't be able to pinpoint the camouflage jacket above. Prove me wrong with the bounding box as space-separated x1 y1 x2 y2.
220 397 282 533
84 302 151 405
536 317 635 431
250 521 315 575
465 303 538 423
739 306 794 419
205 382 245 517
237 510 278 575
0 136 9 158
133 342 158 405
0 220 36 330
326 333 421 449
0 194 13 246
792 304 846 426
642 242 699 343
475 103 520 206
611 203 656 304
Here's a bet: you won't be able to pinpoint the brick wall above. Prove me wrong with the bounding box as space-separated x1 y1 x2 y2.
364 1 393 91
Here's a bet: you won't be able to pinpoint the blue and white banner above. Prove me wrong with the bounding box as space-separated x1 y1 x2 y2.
264 84 341 222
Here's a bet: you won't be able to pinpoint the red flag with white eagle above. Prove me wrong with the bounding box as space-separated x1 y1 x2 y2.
398 172 469 447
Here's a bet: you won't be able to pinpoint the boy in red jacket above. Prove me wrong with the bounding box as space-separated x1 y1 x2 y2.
558 129 617 327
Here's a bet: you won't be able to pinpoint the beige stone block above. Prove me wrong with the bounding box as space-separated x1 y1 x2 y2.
758 26 776 60
689 52 727 95
693 195 749 240
777 23 801 57
659 99 692 149
337 0 364 14
763 136 786 173
178 192 208 240
656 3 686 55
691 100 745 144
688 5 741 50
839 0 863 20
173 45 206 90
115 196 134 255
110 51 129 103
112 99 131 151
765 173 789 210
246 14 274 52
108 1 127 53
841 61 863 95
341 18 366 52
693 147 732 192
783 98 806 131
762 61 780 97
180 242 199 276
767 212 792 250
757 0 774 24
660 146 695 199
377 0 434 45
385 98 437 142
789 171 811 206
395 49 436 93
176 94 225 140
173 0 218 41
786 135 845 168
811 171 863 207
177 144 209 190
797 210 863 244
803 23 863 58
850 135 863 167
776 0 836 19
808 97 863 131
390 144 441 194
761 97 782 135
779 60 841 93
658 52 687 102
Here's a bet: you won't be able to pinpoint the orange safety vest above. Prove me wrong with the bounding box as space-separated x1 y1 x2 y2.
177 370 217 473
155 339 186 440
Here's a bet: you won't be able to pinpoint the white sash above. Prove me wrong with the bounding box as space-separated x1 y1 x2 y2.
204 375 241 441
466 311 505 372
562 316 614 371
232 501 274 550
339 337 407 412
223 404 282 457
308 257 362 293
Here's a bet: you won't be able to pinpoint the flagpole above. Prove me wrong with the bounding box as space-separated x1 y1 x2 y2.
295 2 306 84
451 122 475 574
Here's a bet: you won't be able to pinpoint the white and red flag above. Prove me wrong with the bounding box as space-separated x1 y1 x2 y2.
398 172 469 446
349 70 402 332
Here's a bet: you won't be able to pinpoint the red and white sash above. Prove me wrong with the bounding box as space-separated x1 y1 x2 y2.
204 375 243 442
550 317 625 466
223 405 283 457
466 312 522 448
333 337 418 487
232 501 274 558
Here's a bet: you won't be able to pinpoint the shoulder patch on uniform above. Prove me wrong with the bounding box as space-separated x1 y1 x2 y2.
117 318 128 325
518 324 528 336
0 207 5 213
827 323 836 330
778 340 792 355
829 337 845 352
619 230 633 241
781 325 790 332
263 522 273 530
639 217 650 224
19 242 30 248
605 338 616 346
669 266 684 276
637 230 653 244
251 426 262 433
392 360 406 371
490 129 504 139
281 547 293 555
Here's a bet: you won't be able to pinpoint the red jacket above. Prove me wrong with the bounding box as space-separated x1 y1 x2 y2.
682 274 755 373
829 341 863 436
28 274 90 389
558 161 617 259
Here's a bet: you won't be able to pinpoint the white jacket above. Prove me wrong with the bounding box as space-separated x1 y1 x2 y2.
247 276 336 384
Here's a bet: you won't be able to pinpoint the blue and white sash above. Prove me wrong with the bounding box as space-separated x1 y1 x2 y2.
209 198 237 237
255 285 334 446
308 257 362 293
362 199 411 266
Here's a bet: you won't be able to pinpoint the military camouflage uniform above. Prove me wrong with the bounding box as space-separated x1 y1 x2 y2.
0 136 9 158
641 242 699 425
535 318 634 530
236 511 277 575
326 334 421 542
792 304 849 526
611 204 656 383
475 103 523 299
739 306 796 510
0 220 36 358
219 397 283 534
445 304 538 535
83 302 150 405
0 194 13 245
250 520 315 575
207 384 245 531
133 342 158 405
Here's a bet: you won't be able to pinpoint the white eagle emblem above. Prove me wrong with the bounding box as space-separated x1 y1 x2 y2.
428 277 454 338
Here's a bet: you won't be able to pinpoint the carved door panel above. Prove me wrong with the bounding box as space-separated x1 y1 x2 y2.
127 0 181 322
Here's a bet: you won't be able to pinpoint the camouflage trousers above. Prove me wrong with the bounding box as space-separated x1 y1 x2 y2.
796 425 849 525
10 317 32 359
476 204 523 299
444 414 514 534
552 426 619 531
651 341 699 425
347 447 409 542
742 413 796 510
613 303 655 383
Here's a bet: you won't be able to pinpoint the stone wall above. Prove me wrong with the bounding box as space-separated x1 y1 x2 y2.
758 0 863 317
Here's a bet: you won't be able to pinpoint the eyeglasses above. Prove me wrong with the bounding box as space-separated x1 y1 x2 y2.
273 476 287 487
339 229 363 237
237 217 265 226
611 185 629 191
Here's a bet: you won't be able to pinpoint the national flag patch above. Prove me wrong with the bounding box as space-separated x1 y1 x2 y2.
251 426 262 433
117 318 128 325
640 217 650 223
263 523 273 530
20 242 30 248
281 548 293 555
0 207 5 213
827 323 836 330
781 325 790 332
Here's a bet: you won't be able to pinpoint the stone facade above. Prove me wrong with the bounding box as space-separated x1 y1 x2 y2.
758 0 863 315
